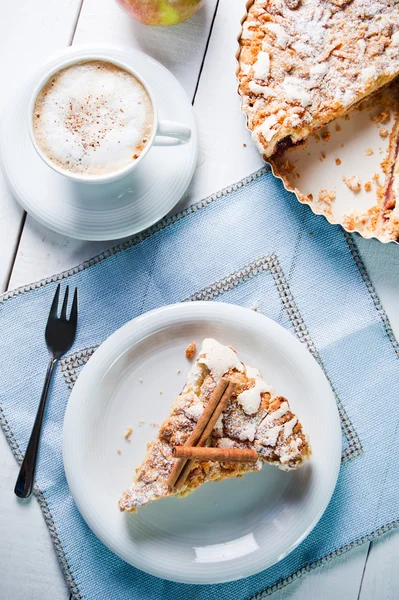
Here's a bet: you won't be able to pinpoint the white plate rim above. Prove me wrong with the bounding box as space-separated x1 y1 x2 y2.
63 302 342 584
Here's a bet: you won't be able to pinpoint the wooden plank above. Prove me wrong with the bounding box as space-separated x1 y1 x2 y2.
74 0 218 96
0 2 82 600
272 543 370 600
8 0 219 289
0 0 83 293
359 534 399 600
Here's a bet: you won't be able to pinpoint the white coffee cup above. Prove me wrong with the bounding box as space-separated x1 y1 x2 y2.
28 54 191 184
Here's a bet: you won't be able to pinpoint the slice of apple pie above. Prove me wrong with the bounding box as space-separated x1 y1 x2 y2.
118 338 311 512
238 0 399 158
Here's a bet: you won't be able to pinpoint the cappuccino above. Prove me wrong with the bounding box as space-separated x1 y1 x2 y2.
33 60 154 177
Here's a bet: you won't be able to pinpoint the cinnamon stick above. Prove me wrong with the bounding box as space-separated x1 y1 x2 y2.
174 380 237 490
166 377 229 488
173 446 258 463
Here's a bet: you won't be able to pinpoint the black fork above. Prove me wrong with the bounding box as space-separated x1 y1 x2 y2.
14 284 78 499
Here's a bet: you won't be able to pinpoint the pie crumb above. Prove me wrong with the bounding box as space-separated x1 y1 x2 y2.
372 173 380 182
335 158 341 165
124 427 133 441
243 143 247 147
138 420 145 425
117 449 121 455
177 369 181 374
138 378 143 383
335 124 342 133
372 110 391 124
185 341 197 360
343 175 361 193
307 193 313 201
365 148 374 156
150 422 159 428
379 128 389 138
321 131 331 142
364 181 372 192
317 189 336 215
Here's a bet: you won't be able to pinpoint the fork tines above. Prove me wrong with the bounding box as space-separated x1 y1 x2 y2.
49 284 78 323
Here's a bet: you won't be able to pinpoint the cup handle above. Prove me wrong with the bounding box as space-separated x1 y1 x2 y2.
153 120 191 146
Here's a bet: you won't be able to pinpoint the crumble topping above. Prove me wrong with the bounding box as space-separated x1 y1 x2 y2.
238 0 399 158
118 339 311 512
343 175 362 192
185 341 197 360
124 427 133 441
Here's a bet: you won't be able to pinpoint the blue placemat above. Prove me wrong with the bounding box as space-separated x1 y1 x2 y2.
1 166 398 600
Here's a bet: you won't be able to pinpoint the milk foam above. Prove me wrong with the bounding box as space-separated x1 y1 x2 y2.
33 60 154 176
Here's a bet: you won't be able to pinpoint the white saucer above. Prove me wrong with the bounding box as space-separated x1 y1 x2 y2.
63 302 341 584
0 46 198 241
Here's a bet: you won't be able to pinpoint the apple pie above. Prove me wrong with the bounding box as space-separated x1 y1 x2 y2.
237 0 399 158
118 338 311 512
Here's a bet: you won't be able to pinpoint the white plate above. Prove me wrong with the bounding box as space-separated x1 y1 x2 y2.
63 302 341 584
0 46 198 241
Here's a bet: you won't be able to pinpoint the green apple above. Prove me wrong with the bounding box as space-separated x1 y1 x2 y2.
116 0 205 26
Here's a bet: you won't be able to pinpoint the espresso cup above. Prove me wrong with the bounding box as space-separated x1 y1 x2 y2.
28 53 191 184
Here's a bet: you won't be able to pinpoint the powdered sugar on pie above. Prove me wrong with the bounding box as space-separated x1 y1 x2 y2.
118 338 311 512
238 0 399 158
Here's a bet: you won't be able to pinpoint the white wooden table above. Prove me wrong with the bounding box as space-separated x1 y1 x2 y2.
0 1 398 598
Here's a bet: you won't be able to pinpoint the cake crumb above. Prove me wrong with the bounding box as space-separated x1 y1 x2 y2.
314 134 321 142
343 175 361 193
379 128 389 138
317 189 336 215
243 143 247 147
138 419 145 425
177 369 181 374
124 427 133 441
372 173 380 182
335 158 341 165
365 148 374 156
364 181 372 192
335 124 342 132
160 391 163 395
344 114 350 121
185 341 197 360
138 378 143 383
321 131 331 142
307 193 313 201
117 449 121 455
150 422 159 428
372 110 390 124
321 151 326 159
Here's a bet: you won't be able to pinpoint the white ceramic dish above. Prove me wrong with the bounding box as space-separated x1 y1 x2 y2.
0 45 198 241
236 0 398 244
63 302 341 584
